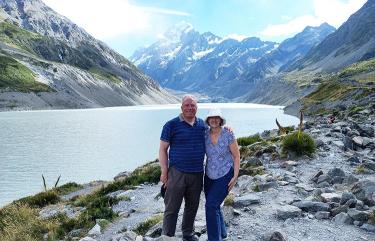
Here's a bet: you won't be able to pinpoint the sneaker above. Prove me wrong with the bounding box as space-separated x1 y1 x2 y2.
183 235 199 241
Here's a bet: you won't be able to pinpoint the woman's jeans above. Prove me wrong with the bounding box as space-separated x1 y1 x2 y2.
204 169 233 241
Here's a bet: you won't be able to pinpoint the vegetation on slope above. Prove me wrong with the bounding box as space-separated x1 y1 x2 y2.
0 55 53 92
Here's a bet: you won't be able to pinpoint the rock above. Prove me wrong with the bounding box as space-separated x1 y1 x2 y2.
257 181 279 191
340 192 356 205
343 175 359 185
150 235 181 241
343 136 354 150
333 213 353 225
351 180 375 206
317 181 330 188
114 171 131 181
321 193 341 203
310 170 323 182
145 222 163 238
317 174 332 184
332 140 345 150
276 205 302 220
293 201 330 212
346 156 360 164
331 205 349 217
242 156 263 166
110 231 138 241
233 194 261 208
295 183 314 192
352 136 364 146
79 237 97 241
327 168 345 178
356 200 365 210
88 224 101 236
315 139 325 148
264 231 289 241
331 176 344 184
281 161 298 168
315 211 330 220
363 161 375 171
347 209 369 222
354 123 374 137
360 223 375 233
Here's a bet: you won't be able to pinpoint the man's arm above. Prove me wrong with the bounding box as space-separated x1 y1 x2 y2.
159 140 170 186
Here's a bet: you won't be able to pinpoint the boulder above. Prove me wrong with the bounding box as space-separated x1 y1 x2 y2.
264 231 289 241
333 213 353 225
327 168 345 178
351 180 375 206
340 192 356 205
233 193 261 208
114 171 131 181
276 205 302 220
347 209 369 222
314 211 330 220
321 193 341 203
360 223 375 233
293 201 330 212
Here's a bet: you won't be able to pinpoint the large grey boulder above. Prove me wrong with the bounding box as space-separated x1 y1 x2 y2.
233 193 261 208
347 209 370 222
351 180 375 206
293 201 330 212
333 213 353 225
276 205 302 220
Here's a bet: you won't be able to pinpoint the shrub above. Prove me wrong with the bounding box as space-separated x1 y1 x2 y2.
54 182 82 195
237 134 262 146
282 131 316 157
223 193 234 206
14 190 60 208
98 160 161 195
0 204 58 241
133 214 163 236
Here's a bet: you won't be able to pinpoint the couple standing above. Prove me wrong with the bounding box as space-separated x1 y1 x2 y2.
159 95 240 241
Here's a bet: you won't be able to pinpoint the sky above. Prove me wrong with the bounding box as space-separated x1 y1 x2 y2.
41 0 367 58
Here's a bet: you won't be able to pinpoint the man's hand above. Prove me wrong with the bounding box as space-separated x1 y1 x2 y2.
160 171 168 186
224 125 233 133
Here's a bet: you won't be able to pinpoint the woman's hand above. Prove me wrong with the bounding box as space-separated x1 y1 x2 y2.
228 176 237 191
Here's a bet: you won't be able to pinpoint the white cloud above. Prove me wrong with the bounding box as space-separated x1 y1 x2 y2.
42 0 190 39
260 0 367 38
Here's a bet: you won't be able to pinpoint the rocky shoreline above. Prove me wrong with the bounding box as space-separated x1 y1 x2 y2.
2 107 375 241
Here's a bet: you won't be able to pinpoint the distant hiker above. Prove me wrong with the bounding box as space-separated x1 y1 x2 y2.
204 108 240 241
328 115 336 124
159 94 205 241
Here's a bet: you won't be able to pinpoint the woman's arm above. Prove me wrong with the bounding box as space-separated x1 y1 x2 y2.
228 140 240 191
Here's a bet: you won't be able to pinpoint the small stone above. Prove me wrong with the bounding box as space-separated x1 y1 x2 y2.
321 193 341 203
327 168 345 178
361 223 375 233
88 224 101 236
233 194 260 208
352 136 364 146
340 192 356 205
315 211 330 220
347 209 369 222
276 205 302 220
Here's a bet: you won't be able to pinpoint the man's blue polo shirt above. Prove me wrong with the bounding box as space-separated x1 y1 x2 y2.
160 114 206 173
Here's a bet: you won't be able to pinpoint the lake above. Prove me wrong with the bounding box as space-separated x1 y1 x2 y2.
0 103 299 207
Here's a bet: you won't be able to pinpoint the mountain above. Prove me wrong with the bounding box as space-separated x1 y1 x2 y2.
243 23 336 81
289 0 375 72
131 22 335 101
0 0 176 110
130 22 277 99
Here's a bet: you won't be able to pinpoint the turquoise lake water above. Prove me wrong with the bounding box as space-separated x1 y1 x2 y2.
0 103 299 207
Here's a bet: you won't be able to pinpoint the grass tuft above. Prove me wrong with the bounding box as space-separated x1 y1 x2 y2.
133 214 163 236
282 131 316 157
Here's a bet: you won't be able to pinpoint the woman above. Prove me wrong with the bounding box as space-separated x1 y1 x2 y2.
204 108 240 241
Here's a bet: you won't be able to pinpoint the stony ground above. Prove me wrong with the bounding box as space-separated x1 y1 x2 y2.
41 110 375 241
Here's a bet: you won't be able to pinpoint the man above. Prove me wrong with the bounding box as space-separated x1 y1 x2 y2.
159 94 205 241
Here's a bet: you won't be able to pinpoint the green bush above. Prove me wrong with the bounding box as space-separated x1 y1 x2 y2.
133 214 163 236
237 134 262 146
14 190 60 208
282 131 316 157
54 182 82 195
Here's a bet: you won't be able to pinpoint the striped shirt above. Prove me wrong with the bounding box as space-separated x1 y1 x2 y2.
160 114 206 173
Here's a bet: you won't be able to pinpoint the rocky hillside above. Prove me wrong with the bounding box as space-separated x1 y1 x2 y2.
0 0 177 111
1 106 374 240
289 0 375 72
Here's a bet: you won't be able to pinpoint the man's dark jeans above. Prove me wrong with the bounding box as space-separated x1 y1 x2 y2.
162 167 203 237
